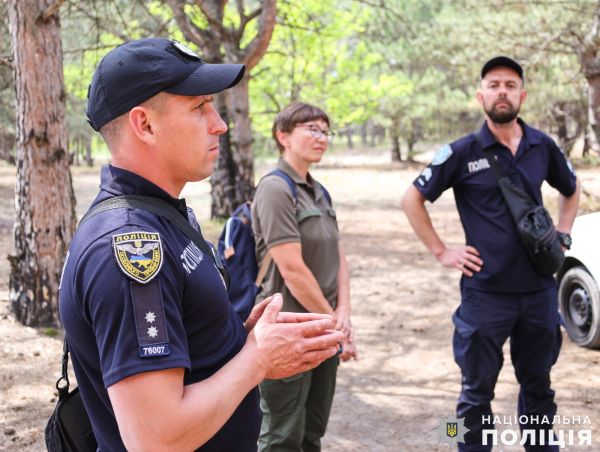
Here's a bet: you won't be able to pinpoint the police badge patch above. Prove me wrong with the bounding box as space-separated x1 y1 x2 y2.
112 231 163 284
171 39 201 60
431 144 453 165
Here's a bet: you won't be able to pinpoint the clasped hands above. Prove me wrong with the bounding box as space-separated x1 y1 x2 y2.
244 294 346 380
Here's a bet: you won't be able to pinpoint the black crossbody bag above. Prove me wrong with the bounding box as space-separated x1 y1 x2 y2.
484 150 564 277
46 195 225 451
45 339 97 451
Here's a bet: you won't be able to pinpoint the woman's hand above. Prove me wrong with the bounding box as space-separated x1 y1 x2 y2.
334 306 352 337
339 325 358 362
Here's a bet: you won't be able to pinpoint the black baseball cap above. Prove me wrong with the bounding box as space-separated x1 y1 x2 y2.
481 56 523 80
86 38 245 131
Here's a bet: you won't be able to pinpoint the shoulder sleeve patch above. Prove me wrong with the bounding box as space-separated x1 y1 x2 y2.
558 146 577 176
131 280 171 358
431 144 453 165
112 231 163 284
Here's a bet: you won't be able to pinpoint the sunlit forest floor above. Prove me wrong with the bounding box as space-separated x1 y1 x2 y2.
1 148 600 451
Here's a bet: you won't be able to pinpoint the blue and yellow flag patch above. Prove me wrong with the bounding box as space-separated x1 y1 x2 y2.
112 231 163 284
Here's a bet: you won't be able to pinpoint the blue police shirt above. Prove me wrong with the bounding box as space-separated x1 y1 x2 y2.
59 165 261 451
414 119 577 293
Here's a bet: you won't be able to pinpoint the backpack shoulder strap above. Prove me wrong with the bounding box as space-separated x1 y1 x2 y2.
265 169 298 209
318 183 332 207
264 169 334 207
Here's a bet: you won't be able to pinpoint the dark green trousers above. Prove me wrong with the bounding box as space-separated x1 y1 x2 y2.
258 355 338 452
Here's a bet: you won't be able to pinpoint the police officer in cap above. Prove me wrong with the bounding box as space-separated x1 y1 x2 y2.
402 56 580 450
59 37 344 452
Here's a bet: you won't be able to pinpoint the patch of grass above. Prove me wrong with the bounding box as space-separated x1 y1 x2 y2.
43 327 59 337
573 155 600 168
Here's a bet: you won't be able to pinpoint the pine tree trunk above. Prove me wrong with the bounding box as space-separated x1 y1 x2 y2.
85 137 93 167
586 80 600 154
346 128 354 149
0 131 15 164
228 75 255 205
391 129 402 162
210 97 237 218
581 10 600 155
360 123 368 147
407 135 417 161
165 0 275 218
210 74 255 218
7 0 76 327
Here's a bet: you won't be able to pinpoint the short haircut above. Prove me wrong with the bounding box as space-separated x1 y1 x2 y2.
99 92 169 150
272 102 330 152
99 114 126 150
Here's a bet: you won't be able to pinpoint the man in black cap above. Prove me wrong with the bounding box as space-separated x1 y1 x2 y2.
59 37 344 451
402 56 580 450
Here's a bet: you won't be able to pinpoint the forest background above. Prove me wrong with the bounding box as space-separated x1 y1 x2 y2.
1 1 600 449
1 0 599 346
1 0 600 337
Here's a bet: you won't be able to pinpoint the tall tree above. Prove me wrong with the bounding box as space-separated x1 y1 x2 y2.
0 6 15 164
456 0 597 154
165 0 276 218
7 0 76 326
581 5 600 154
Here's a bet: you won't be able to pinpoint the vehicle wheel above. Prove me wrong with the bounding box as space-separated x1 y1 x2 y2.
559 266 600 349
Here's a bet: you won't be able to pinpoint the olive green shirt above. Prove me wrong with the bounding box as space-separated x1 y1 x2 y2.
252 158 340 313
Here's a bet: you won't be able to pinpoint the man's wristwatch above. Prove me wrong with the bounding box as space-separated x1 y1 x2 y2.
557 231 572 250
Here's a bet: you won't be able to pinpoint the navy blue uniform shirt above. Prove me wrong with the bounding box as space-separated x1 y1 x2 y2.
59 165 261 451
414 119 577 293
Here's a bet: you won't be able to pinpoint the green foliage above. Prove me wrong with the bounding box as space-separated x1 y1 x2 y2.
0 2 15 162
249 0 376 143
47 0 600 164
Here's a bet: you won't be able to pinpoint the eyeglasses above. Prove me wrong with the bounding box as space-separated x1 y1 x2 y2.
297 125 336 142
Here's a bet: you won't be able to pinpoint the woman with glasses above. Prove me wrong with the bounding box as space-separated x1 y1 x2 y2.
251 102 357 451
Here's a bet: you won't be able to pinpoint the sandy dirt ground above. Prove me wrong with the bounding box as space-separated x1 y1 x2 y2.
1 150 599 451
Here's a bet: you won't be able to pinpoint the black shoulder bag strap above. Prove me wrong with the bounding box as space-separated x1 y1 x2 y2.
60 194 230 377
80 195 220 268
51 195 228 451
56 337 71 398
474 132 537 221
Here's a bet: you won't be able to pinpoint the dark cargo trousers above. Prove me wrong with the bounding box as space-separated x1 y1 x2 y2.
258 355 338 452
453 286 562 452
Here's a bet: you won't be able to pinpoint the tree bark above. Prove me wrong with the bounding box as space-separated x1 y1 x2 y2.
390 128 401 162
211 96 237 217
581 8 600 155
0 131 16 164
85 137 93 167
360 123 368 147
226 74 255 204
552 102 570 154
583 128 591 157
7 0 76 326
407 133 417 161
345 127 354 149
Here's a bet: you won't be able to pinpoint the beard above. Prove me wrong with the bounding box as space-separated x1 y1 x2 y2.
485 100 519 124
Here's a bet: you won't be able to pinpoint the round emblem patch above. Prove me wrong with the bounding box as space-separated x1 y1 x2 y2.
431 144 453 166
171 40 201 60
112 231 163 284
